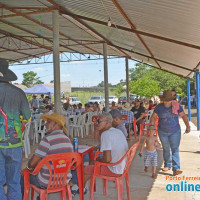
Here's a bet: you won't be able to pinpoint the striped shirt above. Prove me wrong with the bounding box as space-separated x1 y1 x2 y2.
34 129 73 187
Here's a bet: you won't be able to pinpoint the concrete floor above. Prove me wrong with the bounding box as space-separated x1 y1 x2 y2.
20 119 200 200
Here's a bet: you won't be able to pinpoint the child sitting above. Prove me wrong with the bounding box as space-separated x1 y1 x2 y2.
139 125 161 179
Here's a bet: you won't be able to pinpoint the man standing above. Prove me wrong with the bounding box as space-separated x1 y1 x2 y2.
0 59 31 200
131 99 145 135
84 113 128 185
30 95 39 111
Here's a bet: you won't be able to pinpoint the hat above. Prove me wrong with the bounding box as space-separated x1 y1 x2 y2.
162 90 173 101
147 125 156 130
41 113 67 133
122 102 133 111
0 59 17 82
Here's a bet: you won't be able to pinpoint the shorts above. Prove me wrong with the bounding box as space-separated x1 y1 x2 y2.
84 165 121 177
144 150 157 166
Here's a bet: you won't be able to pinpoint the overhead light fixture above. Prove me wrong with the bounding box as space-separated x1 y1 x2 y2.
107 17 112 27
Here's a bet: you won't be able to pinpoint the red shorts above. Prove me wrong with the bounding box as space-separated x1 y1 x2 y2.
84 165 121 177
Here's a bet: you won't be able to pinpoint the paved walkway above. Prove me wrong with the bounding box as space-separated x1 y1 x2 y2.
21 119 200 200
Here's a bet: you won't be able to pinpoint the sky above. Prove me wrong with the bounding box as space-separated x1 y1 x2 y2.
9 55 137 87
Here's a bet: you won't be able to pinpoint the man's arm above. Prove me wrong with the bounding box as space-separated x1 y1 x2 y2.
179 111 190 133
136 112 145 122
96 150 111 163
150 112 158 125
27 154 42 170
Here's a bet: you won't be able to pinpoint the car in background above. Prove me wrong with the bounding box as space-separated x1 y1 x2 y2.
88 96 105 105
69 97 81 105
109 96 118 104
118 96 127 104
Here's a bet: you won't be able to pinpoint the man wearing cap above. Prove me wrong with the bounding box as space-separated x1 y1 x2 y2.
109 109 128 138
0 59 31 200
22 113 73 191
150 90 190 176
131 99 146 135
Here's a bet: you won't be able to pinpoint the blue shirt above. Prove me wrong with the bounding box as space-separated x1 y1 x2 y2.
154 103 183 133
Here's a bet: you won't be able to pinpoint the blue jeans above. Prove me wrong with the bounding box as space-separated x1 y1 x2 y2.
158 129 181 171
0 147 22 200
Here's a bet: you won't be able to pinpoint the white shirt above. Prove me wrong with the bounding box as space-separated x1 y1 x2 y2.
100 127 128 174
30 98 39 108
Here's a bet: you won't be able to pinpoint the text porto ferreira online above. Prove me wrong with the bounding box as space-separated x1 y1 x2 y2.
165 176 200 192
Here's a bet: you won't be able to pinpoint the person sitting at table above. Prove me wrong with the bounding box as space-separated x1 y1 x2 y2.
76 103 85 114
84 112 128 186
120 102 134 133
110 101 118 110
109 109 128 138
44 105 53 115
21 113 73 199
93 102 100 113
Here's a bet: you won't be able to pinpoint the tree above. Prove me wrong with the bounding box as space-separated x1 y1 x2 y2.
22 71 44 88
114 84 125 97
130 77 161 97
129 63 187 97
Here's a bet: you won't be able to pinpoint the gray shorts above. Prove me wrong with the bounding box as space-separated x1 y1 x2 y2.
144 150 157 166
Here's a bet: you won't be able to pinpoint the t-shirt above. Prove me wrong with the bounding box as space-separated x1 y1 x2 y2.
154 103 183 133
35 130 73 187
30 98 39 108
100 127 128 174
131 106 145 119
116 123 128 138
0 82 31 148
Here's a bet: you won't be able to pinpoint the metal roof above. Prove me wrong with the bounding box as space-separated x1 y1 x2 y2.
0 0 200 78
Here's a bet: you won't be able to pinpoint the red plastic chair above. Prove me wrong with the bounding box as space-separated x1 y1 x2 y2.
92 115 98 139
89 142 139 200
121 115 131 138
23 153 84 200
133 118 137 139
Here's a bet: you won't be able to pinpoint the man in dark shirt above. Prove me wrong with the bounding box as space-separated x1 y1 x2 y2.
131 99 145 135
0 59 31 200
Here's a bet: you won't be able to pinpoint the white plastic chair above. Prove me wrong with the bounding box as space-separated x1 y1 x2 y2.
22 122 31 158
84 112 96 135
70 115 85 138
68 115 78 137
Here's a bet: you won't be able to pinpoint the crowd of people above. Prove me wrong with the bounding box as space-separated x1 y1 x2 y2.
0 58 191 199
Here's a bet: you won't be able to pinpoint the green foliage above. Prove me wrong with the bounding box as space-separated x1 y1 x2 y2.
130 77 160 97
22 71 44 88
129 63 187 97
114 84 125 98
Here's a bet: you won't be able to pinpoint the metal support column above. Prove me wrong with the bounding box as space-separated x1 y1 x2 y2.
187 78 191 121
196 69 200 130
103 43 109 112
125 57 130 102
52 10 61 113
